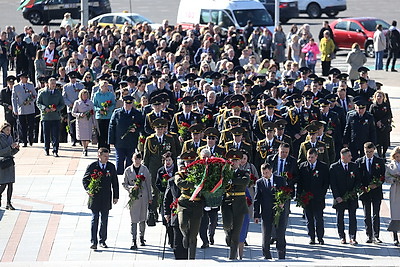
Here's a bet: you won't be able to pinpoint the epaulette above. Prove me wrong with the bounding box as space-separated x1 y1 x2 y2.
325 133 333 138
317 140 326 145
149 133 156 138
243 141 251 146
165 133 173 137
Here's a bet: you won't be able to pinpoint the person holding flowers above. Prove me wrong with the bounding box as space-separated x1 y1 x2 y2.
82 148 119 250
93 80 115 150
170 96 201 142
297 148 329 245
108 95 144 175
329 148 361 245
254 163 288 260
385 146 400 246
72 89 95 156
123 152 152 250
222 149 250 260
355 142 385 244
36 77 65 157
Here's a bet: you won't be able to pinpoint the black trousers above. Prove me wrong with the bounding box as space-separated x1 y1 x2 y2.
386 49 398 70
172 224 188 260
336 205 357 240
0 183 13 204
305 207 324 240
362 198 381 238
199 208 219 244
91 209 109 245
19 113 35 145
97 119 110 150
261 215 287 259
67 113 77 143
321 60 331 76
43 119 60 152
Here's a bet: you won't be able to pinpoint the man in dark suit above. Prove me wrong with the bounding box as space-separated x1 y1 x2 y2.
297 148 329 245
254 163 288 260
329 148 361 245
108 96 144 175
355 142 385 243
82 148 119 250
343 98 376 159
170 96 202 142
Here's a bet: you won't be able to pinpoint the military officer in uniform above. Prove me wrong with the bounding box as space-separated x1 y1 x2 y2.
355 77 375 110
193 94 214 128
63 71 85 146
144 95 172 135
225 127 253 162
255 122 281 173
294 67 312 91
222 149 250 260
343 98 376 159
325 68 341 93
181 123 206 154
0 76 17 135
253 98 281 141
170 96 202 142
284 94 308 154
108 95 144 175
197 127 226 157
318 98 341 148
144 118 178 219
11 72 37 147
353 67 376 90
174 150 204 259
219 116 251 146
297 148 330 245
311 120 336 164
298 124 330 165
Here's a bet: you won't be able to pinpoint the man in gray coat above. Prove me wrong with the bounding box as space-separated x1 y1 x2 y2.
11 72 37 147
36 77 65 157
62 71 84 146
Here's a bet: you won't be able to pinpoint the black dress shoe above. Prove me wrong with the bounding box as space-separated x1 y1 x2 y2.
90 244 97 249
375 238 383 244
309 239 316 245
244 240 248 246
53 152 59 157
6 203 15 210
366 238 373 243
99 243 108 248
140 236 146 246
71 142 76 147
394 240 399 246
45 150 50 156
130 243 138 250
201 243 209 249
22 144 27 147
209 235 214 245
341 238 347 244
318 239 325 245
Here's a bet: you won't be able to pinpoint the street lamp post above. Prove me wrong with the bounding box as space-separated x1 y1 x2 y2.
274 0 280 29
81 0 89 27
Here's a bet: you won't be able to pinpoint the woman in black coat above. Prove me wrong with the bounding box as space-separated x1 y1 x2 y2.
369 90 393 158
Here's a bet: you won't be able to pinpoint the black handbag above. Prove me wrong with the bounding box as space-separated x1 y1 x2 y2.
146 208 156 227
0 157 14 169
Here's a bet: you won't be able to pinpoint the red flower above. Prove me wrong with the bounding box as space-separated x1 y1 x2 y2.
90 110 94 115
106 100 112 104
51 104 57 109
136 175 146 181
139 136 146 144
250 174 257 182
177 98 182 102
280 186 293 194
181 122 191 128
380 176 385 182
207 114 213 120
162 173 170 180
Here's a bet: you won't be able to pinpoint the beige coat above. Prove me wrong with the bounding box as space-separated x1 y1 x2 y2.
123 164 152 223
72 99 96 141
385 160 400 220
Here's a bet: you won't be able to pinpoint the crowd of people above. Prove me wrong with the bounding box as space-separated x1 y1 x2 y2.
0 16 399 261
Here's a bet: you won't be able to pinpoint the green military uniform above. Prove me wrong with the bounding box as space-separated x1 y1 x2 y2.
225 127 253 162
298 124 330 164
255 122 281 171
143 118 178 217
197 127 226 157
175 151 205 260
181 123 205 154
222 150 250 260
309 120 336 165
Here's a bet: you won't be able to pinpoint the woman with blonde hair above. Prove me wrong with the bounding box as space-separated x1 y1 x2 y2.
346 43 367 85
72 89 95 156
123 152 152 250
385 147 400 245
257 59 270 74
319 30 335 76
369 90 392 158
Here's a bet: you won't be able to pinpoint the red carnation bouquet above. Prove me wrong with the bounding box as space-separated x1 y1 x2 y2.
23 92 36 105
162 173 170 187
127 174 146 208
85 109 94 120
178 122 191 138
170 198 179 216
88 169 103 205
249 173 258 186
370 175 385 188
281 171 293 180
296 191 314 209
273 186 293 226
100 100 112 116
201 113 213 124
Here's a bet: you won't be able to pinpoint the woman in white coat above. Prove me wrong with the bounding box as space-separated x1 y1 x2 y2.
123 152 152 250
385 146 400 246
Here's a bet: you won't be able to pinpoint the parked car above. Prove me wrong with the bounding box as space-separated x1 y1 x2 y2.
330 17 390 57
258 0 299 24
21 0 111 25
88 12 161 29
297 0 346 19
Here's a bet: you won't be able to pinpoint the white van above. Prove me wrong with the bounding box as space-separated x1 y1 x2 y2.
297 0 346 19
177 0 274 31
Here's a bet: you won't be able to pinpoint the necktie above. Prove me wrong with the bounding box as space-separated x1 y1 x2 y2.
310 163 314 170
279 159 284 175
342 100 347 112
267 179 272 189
73 84 76 90
23 84 26 90
345 164 348 172
102 164 106 171
159 137 162 144
368 159 372 173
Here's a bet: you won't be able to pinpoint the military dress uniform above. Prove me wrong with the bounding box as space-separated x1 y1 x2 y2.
11 74 37 146
170 111 202 142
224 127 253 162
181 124 206 154
175 170 205 259
222 150 250 260
298 139 330 165
284 96 308 153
